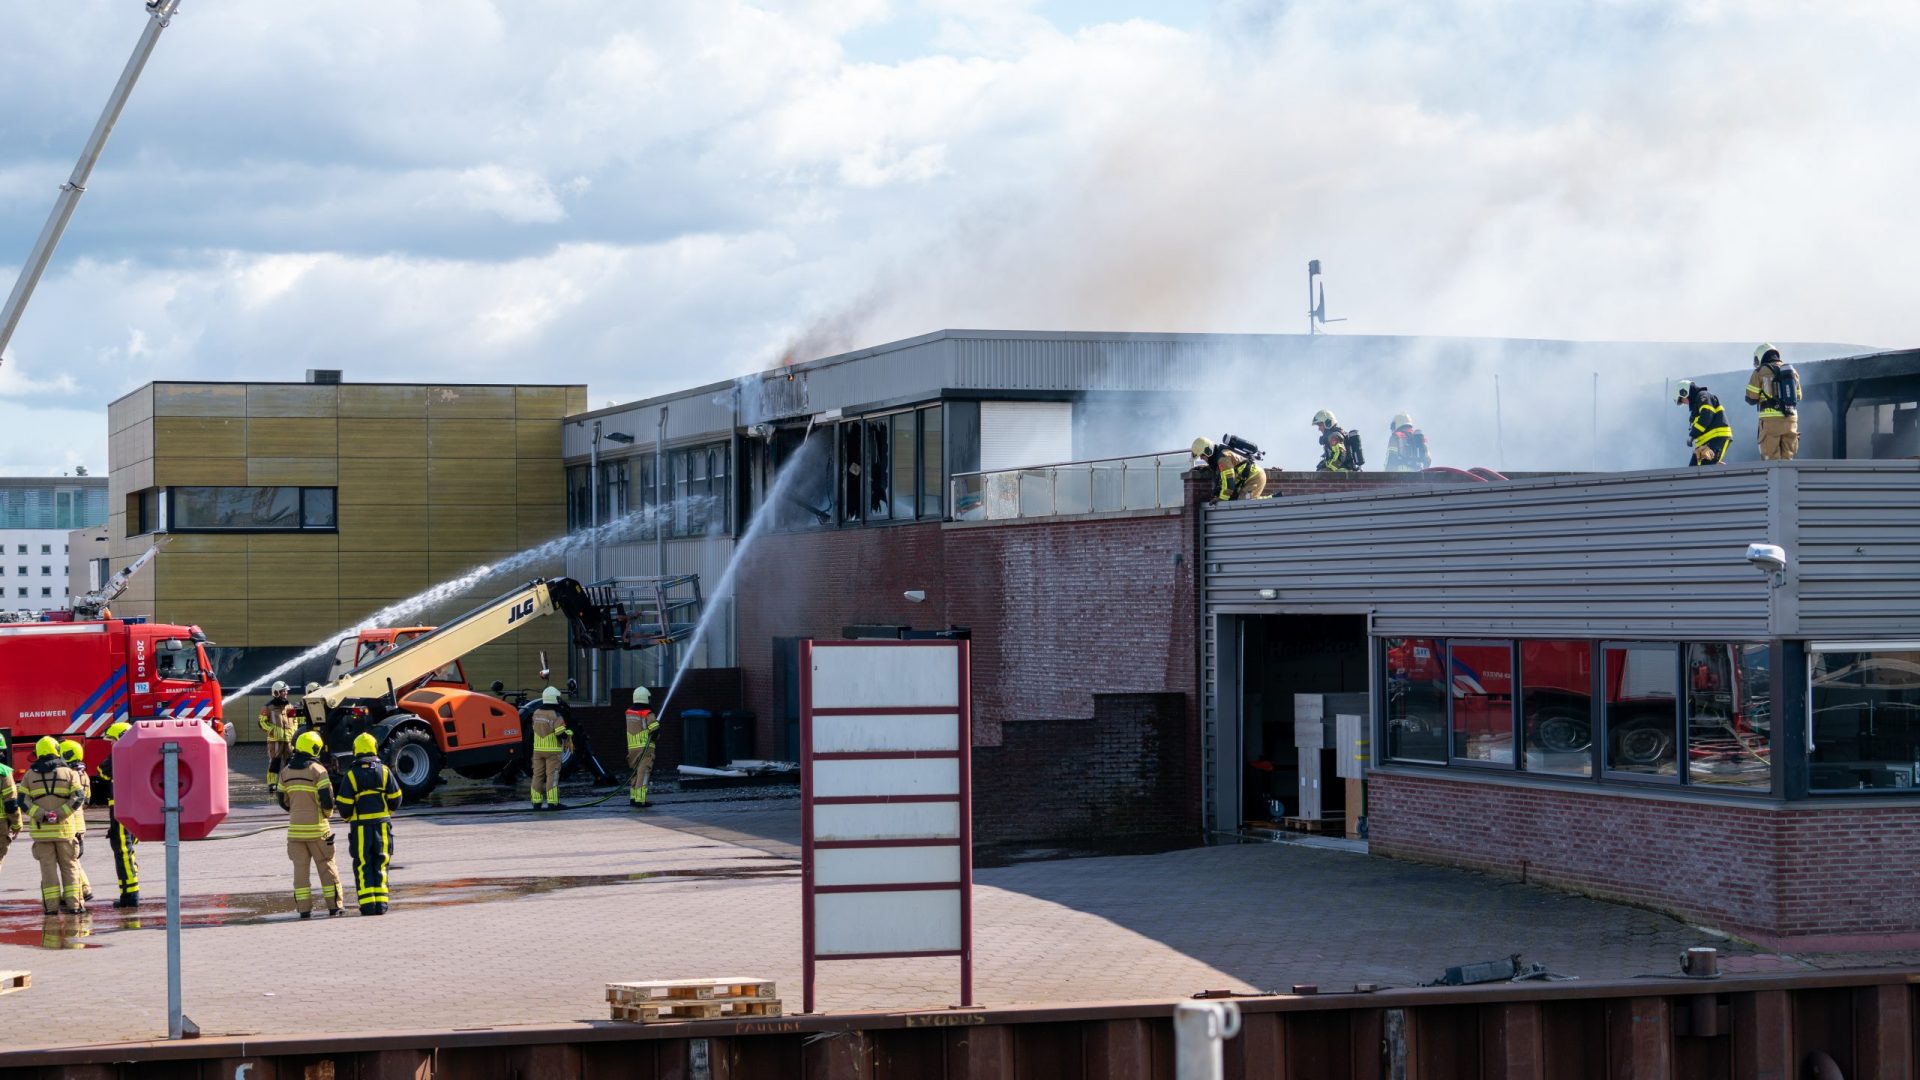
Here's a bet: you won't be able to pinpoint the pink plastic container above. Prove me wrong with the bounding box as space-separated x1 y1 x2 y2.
112 718 229 842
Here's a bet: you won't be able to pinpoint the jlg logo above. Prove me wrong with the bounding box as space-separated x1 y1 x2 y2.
506 599 536 625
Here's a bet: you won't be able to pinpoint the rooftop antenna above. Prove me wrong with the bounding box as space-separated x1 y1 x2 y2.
1307 260 1346 335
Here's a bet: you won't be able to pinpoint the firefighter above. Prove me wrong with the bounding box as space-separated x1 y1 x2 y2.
1190 437 1267 501
97 722 138 908
0 749 21 881
1312 410 1357 472
1676 380 1733 467
529 686 571 811
57 740 94 904
1384 413 1431 472
18 737 86 914
337 732 401 916
1744 343 1801 461
279 731 342 918
627 687 660 809
260 680 297 793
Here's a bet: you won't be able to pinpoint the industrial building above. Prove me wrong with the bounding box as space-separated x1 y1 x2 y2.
105 377 586 735
0 475 107 617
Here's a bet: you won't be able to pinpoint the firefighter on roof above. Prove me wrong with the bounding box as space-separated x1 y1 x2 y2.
260 680 297 793
98 722 139 907
1744 343 1801 461
1676 381 1732 466
627 687 660 809
58 740 94 904
1313 410 1361 472
1190 436 1267 501
337 732 401 916
280 731 342 918
1384 413 1431 472
530 686 571 811
19 737 86 914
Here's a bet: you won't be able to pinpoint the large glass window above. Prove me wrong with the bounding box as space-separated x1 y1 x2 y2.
1520 640 1594 776
169 487 336 532
1685 643 1772 789
565 465 591 531
1810 648 1920 791
839 422 864 524
1449 641 1515 765
864 418 890 522
1603 644 1679 779
920 406 944 518
891 413 917 520
132 489 162 535
1383 637 1447 763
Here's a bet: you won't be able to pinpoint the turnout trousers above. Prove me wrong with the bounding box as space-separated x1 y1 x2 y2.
266 742 289 790
1758 416 1800 461
106 812 138 896
530 750 562 808
348 821 392 909
288 836 342 914
33 839 81 913
628 745 656 805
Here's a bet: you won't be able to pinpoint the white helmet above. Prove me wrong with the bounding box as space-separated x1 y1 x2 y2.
541 686 562 705
271 680 289 695
1311 409 1336 427
305 682 320 694
1674 380 1694 405
1390 412 1413 430
1753 343 1780 367
1190 437 1214 459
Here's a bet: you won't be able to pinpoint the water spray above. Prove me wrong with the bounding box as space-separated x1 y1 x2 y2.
221 496 713 705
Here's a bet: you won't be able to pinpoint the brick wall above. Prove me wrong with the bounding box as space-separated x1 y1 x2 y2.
1369 771 1920 947
972 692 1193 848
573 668 742 775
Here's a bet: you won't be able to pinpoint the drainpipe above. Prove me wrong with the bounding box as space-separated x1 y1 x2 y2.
589 419 601 704
656 405 669 687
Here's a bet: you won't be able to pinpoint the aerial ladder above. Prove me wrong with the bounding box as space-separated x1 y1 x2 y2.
302 576 694 799
1 1 185 364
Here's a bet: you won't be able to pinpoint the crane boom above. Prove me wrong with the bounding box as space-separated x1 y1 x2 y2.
306 577 607 717
0 0 184 364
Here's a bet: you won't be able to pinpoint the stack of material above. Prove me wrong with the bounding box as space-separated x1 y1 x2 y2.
606 978 782 1022
0 971 27 996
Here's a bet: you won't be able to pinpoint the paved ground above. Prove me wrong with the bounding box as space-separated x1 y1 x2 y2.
0 749 1898 1051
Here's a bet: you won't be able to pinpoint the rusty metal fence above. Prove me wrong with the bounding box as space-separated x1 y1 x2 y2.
3 969 1914 1079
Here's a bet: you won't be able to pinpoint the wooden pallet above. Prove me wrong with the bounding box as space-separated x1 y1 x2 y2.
1279 816 1345 835
607 978 776 1004
0 971 28 996
609 998 783 1023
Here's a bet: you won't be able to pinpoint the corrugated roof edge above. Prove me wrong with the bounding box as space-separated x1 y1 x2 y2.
106 380 588 410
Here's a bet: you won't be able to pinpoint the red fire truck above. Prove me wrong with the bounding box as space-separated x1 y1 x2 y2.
0 619 222 775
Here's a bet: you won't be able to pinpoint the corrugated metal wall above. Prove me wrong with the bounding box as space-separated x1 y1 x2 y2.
1197 461 1920 829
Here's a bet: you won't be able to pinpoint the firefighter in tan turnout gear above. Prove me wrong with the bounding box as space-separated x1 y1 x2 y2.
279 731 343 918
627 687 660 809
259 680 298 793
0 752 22 881
1744 343 1801 461
530 686 571 811
58 740 94 904
17 737 86 913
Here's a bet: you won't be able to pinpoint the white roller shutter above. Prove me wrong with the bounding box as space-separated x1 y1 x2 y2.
979 401 1073 471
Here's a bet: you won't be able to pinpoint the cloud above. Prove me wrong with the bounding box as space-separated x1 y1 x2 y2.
2 1 1917 475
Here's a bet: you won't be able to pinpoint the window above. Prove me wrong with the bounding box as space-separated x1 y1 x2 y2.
1810 647 1920 791
1382 637 1447 763
839 422 863 524
1603 644 1679 779
1521 640 1594 776
1449 641 1515 765
169 487 337 532
920 406 944 518
565 465 591 531
13 588 22 598
132 489 162 535
891 413 917 519
39 587 50 598
636 457 657 540
1686 643 1772 789
40 566 49 576
39 545 49 556
864 418 891 522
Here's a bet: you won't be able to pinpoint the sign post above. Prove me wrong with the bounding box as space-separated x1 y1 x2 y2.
801 640 972 1013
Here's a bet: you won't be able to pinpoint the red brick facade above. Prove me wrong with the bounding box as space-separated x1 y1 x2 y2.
729 481 1205 847
1369 771 1920 949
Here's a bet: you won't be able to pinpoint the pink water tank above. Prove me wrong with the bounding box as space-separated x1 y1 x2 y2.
113 718 229 842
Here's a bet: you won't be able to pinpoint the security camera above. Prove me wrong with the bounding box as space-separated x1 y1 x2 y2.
1745 543 1787 574
903 590 927 603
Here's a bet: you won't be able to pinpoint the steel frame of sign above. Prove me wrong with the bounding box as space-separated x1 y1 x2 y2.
800 639 973 1014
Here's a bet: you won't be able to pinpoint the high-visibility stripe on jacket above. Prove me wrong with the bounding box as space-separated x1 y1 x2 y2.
532 708 569 753
19 759 84 841
1690 395 1733 446
1217 460 1261 501
259 699 296 743
0 764 21 832
338 758 402 822
1745 365 1789 419
626 711 659 751
278 756 336 840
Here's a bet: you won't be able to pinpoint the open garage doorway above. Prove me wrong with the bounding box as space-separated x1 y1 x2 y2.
1228 614 1369 834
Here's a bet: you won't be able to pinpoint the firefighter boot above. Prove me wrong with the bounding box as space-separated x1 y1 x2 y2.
113 890 139 909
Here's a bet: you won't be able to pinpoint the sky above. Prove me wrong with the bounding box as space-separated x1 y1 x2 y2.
1 0 1916 475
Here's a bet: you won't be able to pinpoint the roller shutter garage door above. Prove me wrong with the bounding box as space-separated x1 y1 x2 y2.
979 402 1073 471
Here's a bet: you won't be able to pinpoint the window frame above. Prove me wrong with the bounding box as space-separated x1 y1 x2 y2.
1597 640 1684 786
163 486 339 534
1379 636 1450 766
1806 642 1920 795
1445 639 1518 771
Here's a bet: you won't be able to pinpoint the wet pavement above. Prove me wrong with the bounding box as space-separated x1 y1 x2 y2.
0 748 1907 1051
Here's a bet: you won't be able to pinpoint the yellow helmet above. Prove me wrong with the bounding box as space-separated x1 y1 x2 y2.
104 722 131 742
34 736 59 758
295 731 324 756
352 732 378 756
1190 437 1214 459
58 739 83 764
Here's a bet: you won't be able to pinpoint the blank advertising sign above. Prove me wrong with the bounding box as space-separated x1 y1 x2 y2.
801 639 972 1012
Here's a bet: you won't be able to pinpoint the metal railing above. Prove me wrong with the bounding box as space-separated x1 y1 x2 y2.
950 450 1191 522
